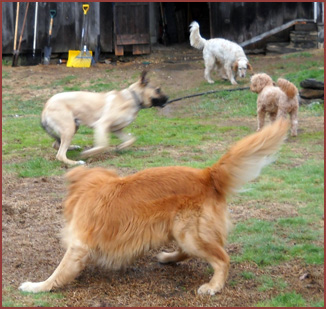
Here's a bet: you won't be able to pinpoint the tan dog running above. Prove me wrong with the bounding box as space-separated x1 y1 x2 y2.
19 119 288 295
41 71 168 165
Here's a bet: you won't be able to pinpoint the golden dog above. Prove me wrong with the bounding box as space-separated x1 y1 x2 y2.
19 119 288 295
41 71 168 165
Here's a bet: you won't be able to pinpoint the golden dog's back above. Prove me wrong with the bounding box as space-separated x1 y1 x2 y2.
64 165 214 268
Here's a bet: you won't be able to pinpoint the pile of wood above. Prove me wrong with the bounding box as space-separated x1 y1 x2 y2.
299 79 324 104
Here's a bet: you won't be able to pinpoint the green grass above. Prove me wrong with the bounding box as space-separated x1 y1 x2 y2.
256 291 306 307
7 157 63 178
281 51 313 59
229 220 290 266
241 271 255 280
285 69 324 88
182 90 257 119
2 287 65 307
272 52 324 84
257 275 287 292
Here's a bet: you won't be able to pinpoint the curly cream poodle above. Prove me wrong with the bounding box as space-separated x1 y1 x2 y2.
250 73 299 136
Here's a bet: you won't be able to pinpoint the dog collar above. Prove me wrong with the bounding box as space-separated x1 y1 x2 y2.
130 90 144 109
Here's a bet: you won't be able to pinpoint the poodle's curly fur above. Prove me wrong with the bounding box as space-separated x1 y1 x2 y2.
250 73 299 136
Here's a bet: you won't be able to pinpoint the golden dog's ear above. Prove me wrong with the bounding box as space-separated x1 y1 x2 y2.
247 63 253 71
140 70 149 86
232 61 238 72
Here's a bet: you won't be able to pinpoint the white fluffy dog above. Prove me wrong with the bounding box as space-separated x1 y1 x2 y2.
189 21 252 85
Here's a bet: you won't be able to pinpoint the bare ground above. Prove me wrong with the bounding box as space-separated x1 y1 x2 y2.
2 46 324 307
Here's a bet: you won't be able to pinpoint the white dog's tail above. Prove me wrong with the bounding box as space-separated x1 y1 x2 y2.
189 21 206 50
277 78 298 99
210 119 289 196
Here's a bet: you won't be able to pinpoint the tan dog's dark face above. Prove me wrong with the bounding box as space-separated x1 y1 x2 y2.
139 71 169 108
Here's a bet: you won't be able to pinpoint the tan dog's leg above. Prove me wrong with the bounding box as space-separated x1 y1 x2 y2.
53 141 81 151
81 124 110 158
56 132 85 165
19 242 89 293
157 249 189 263
52 140 60 150
114 130 136 150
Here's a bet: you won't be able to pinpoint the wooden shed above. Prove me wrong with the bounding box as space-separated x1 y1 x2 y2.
2 2 152 57
1 2 324 59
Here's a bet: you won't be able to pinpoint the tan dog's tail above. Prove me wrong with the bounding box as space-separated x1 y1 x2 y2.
189 21 206 50
210 119 289 196
277 78 298 99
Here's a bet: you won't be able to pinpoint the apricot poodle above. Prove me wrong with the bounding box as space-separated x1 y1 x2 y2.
250 73 299 136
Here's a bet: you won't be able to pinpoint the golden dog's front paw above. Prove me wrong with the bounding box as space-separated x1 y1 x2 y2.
197 283 222 295
19 281 49 293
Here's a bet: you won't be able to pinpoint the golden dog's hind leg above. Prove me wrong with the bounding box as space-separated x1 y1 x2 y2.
174 227 230 295
196 244 230 295
19 243 89 293
157 249 189 264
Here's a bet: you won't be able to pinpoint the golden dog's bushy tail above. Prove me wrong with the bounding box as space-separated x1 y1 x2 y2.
210 119 289 196
189 21 206 50
277 78 298 99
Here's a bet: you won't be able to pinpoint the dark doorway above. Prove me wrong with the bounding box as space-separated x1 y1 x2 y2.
159 2 210 45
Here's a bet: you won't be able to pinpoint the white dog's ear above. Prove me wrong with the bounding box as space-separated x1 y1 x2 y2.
247 63 253 71
140 70 149 86
232 61 238 72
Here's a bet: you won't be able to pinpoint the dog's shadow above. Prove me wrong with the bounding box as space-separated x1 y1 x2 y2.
71 255 208 297
78 147 134 165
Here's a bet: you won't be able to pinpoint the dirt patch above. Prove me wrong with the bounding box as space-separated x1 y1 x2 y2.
2 46 324 306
